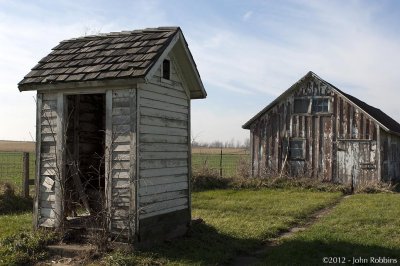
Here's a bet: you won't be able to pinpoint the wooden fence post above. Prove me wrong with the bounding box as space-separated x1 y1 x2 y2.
22 152 29 198
220 148 223 177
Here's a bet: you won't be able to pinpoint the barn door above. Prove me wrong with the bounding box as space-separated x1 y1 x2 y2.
337 141 377 187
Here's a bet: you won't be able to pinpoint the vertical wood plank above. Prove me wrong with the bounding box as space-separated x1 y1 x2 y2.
33 93 42 229
55 92 65 227
23 152 29 198
129 88 137 240
377 125 381 181
105 90 113 231
135 87 140 236
187 98 192 221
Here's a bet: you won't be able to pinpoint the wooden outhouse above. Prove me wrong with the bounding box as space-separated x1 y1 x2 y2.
18 27 207 243
243 71 400 186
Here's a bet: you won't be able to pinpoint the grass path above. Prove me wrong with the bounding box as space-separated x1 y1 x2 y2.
232 194 347 265
261 193 400 265
104 189 341 265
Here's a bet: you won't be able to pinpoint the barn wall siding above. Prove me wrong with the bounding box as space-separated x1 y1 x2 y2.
137 56 190 239
380 130 400 182
250 75 385 184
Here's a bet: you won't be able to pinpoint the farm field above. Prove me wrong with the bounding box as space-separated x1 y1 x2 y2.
0 152 35 189
0 140 35 152
192 148 249 177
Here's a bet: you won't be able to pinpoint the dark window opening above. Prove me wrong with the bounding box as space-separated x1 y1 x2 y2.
294 98 309 114
162 59 170 80
312 98 329 113
289 140 305 160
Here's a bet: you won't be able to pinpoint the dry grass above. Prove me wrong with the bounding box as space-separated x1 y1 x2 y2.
192 147 248 154
0 140 35 152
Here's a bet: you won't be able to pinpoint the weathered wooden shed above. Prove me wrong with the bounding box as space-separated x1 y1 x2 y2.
18 27 206 243
243 71 400 187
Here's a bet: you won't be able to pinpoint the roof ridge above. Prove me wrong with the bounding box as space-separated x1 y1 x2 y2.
60 27 180 43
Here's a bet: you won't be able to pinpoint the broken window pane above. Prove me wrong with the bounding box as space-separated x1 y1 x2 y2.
312 98 329 113
294 99 309 113
289 140 305 160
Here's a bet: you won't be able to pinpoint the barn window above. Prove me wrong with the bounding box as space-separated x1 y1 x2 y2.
162 59 170 80
293 98 309 114
289 139 305 160
312 98 329 113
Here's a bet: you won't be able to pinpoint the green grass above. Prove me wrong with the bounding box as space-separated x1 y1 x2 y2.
0 152 35 189
192 153 249 177
0 212 32 237
104 189 341 265
262 193 400 265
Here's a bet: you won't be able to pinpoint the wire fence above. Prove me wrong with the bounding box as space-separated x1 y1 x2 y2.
0 148 250 195
0 152 35 196
192 147 250 177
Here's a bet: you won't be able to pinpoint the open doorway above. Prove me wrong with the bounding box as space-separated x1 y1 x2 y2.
64 94 106 228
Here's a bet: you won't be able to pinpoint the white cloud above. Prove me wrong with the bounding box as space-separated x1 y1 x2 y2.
242 11 253 21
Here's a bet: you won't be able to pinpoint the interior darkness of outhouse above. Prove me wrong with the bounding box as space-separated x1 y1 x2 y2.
64 94 106 224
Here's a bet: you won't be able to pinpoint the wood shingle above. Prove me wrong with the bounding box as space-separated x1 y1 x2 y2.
18 27 180 88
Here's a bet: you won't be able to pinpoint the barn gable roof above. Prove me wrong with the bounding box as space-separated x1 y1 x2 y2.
18 27 206 99
242 71 400 135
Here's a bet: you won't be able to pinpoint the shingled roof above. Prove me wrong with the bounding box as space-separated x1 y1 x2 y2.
243 71 400 135
18 27 204 95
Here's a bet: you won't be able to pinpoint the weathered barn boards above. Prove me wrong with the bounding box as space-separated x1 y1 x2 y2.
243 71 400 186
18 27 206 244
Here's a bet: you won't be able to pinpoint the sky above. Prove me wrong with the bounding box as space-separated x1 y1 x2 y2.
1 0 400 145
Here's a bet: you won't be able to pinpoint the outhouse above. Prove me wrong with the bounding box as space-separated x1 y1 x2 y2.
243 71 400 187
18 27 207 243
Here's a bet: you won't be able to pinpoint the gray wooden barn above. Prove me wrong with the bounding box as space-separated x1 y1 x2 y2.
18 27 206 243
243 71 400 187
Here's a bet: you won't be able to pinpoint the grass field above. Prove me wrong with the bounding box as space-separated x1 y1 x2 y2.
192 148 250 177
104 189 341 265
1 189 399 265
0 152 36 189
262 193 400 265
0 140 35 153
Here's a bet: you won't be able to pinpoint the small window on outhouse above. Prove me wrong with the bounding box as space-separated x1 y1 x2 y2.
289 139 305 160
162 59 170 80
312 98 329 113
293 98 309 114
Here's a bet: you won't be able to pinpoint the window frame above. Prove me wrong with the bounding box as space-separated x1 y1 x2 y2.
288 139 306 160
312 97 330 113
162 59 171 80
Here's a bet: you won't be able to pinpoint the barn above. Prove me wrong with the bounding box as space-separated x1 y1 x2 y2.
243 71 400 187
18 27 207 244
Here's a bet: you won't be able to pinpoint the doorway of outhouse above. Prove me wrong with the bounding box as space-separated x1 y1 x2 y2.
64 94 106 227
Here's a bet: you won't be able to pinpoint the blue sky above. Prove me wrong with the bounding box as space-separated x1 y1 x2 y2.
1 0 400 144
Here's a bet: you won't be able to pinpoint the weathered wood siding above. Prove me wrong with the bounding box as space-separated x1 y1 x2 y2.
250 75 381 184
380 130 400 182
106 89 137 238
138 55 190 226
37 93 58 227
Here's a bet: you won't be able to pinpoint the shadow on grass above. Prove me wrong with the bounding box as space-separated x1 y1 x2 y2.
134 222 261 265
0 183 32 214
132 223 400 265
263 239 400 265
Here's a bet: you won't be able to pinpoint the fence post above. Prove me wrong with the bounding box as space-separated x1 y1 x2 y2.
220 148 223 177
23 152 29 198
